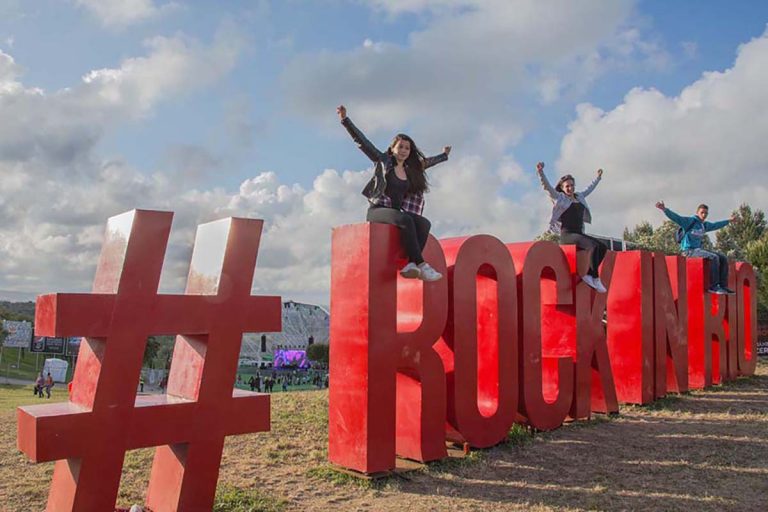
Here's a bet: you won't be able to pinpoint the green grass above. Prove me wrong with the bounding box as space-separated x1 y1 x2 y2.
0 347 73 381
425 447 486 474
0 383 69 410
506 423 535 445
306 465 375 489
638 394 684 411
213 485 286 512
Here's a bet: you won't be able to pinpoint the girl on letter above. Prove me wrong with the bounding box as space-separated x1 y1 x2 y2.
337 104 451 281
536 162 608 293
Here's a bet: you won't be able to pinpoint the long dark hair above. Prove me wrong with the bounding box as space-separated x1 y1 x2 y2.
387 133 428 194
555 174 575 193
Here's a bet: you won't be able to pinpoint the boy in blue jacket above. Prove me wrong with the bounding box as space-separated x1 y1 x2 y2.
655 201 735 294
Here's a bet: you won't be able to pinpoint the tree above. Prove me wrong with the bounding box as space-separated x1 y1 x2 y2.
744 234 768 320
143 336 161 369
624 203 767 321
715 203 766 260
623 220 682 254
145 335 176 369
306 343 329 364
535 231 559 243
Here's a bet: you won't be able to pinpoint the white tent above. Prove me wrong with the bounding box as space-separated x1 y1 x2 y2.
42 358 69 383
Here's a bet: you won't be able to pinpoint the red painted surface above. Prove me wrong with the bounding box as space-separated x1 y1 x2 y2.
17 210 280 511
706 288 728 386
328 223 448 474
736 262 758 376
508 241 574 430
441 235 518 448
572 249 618 417
686 257 710 389
655 255 689 396
606 251 655 404
724 261 740 381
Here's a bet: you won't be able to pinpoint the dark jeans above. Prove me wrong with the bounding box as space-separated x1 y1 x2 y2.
684 248 728 288
560 231 607 278
367 206 431 264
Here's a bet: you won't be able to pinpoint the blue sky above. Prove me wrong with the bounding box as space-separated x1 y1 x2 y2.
1 1 768 302
4 0 764 189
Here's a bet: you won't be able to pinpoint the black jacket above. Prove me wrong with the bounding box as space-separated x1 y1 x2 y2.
341 117 448 202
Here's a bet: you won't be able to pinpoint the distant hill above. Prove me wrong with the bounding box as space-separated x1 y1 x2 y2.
0 301 35 322
0 290 38 302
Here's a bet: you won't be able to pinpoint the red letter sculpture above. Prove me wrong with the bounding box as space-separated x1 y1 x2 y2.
328 223 448 474
736 262 758 376
606 251 655 404
17 210 281 511
685 257 711 389
571 248 619 417
723 261 739 380
508 241 574 430
654 255 689 396
441 235 519 447
328 226 760 471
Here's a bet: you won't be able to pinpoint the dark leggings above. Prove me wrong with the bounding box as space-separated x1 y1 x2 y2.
560 231 607 278
367 206 431 264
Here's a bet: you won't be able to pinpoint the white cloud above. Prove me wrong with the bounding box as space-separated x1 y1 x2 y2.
74 0 179 28
0 32 242 168
0 49 22 87
281 0 655 161
4 3 767 309
558 28 768 237
362 0 471 15
0 33 249 295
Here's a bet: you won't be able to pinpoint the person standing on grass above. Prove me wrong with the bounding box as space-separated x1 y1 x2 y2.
44 372 54 399
655 201 736 294
536 161 608 293
34 373 44 398
337 104 451 282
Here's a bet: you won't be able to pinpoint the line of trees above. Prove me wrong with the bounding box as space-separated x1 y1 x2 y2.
624 203 768 320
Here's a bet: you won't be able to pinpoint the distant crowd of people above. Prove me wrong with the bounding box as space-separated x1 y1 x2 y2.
236 369 329 393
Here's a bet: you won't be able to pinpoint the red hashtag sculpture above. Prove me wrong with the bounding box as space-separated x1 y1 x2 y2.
17 210 281 511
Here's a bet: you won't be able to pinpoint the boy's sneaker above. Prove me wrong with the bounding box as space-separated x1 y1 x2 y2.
400 262 422 279
720 286 736 295
708 285 728 295
418 262 443 282
593 277 608 294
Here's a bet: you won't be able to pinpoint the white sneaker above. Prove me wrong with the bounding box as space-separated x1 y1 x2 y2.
593 277 607 294
582 275 598 290
418 262 443 282
400 262 422 279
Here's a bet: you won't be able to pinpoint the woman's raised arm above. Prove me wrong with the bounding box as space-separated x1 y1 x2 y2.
337 105 384 163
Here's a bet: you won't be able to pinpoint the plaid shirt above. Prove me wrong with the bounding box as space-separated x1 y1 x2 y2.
342 116 447 216
369 190 425 215
368 160 426 214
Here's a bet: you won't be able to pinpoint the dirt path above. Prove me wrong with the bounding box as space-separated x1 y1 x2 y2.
1 361 766 511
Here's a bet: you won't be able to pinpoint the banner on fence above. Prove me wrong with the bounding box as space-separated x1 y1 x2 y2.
2 320 33 348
